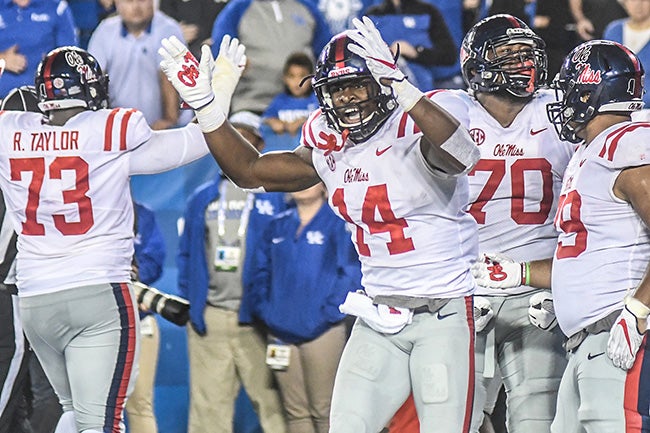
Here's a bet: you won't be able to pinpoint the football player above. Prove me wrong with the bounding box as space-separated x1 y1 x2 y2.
546 39 650 433
477 39 650 432
388 14 573 433
460 14 572 433
2 43 239 433
160 16 481 433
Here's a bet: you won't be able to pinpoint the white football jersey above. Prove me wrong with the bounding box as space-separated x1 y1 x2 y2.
301 101 478 299
552 121 650 337
0 108 206 296
433 90 575 296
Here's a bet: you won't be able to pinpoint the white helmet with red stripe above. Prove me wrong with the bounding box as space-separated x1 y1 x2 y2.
35 46 109 112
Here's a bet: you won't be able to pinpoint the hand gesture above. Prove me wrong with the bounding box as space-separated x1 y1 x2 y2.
159 36 214 110
347 16 405 87
471 253 525 289
607 296 649 370
212 35 247 115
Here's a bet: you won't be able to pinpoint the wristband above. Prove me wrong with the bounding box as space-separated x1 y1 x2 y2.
521 262 530 286
391 79 424 112
625 295 650 319
195 98 226 133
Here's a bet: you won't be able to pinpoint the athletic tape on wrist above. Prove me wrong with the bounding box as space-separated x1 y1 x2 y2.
391 79 423 112
521 262 530 286
626 295 650 319
195 99 226 133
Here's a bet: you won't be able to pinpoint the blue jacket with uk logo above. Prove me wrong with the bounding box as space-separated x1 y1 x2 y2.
247 203 362 344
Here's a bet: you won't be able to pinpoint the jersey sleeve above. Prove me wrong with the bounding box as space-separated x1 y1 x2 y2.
103 108 152 152
129 122 209 175
600 122 650 169
300 109 324 149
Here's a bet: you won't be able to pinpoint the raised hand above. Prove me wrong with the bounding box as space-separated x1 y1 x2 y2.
346 16 422 111
159 36 214 110
212 35 247 115
347 16 405 87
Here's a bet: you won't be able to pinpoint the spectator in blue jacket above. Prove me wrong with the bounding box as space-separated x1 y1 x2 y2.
249 182 362 433
0 0 77 98
211 0 331 115
177 111 289 433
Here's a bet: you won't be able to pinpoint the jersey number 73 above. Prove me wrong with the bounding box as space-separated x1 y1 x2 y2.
11 156 94 236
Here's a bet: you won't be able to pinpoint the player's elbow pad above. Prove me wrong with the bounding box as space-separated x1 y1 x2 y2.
440 127 480 174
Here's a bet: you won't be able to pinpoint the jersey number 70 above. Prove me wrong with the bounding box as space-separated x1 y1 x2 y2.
468 158 554 224
11 156 94 236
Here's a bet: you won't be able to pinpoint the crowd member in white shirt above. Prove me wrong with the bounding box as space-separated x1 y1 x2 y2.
159 18 482 433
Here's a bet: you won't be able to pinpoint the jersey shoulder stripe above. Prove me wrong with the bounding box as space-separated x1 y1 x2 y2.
103 108 140 152
598 121 650 168
302 109 322 149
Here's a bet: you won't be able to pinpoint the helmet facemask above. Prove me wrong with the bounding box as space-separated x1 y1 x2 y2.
316 76 393 143
461 15 548 99
481 41 547 98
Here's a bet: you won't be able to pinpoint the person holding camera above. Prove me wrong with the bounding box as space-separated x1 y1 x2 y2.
177 111 288 433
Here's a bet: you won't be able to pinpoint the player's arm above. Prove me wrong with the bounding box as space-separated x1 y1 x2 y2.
347 17 479 175
203 124 320 192
613 164 650 329
607 163 650 369
159 35 321 192
129 123 209 175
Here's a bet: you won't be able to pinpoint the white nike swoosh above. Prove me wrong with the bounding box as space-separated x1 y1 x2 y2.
272 237 285 244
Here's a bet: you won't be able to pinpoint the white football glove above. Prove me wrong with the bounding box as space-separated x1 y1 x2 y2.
159 36 224 132
607 296 649 370
471 253 525 290
528 291 557 331
212 35 246 115
347 16 423 111
473 296 494 333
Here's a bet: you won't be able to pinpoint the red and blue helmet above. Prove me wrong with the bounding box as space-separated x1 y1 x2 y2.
461 14 547 98
546 40 645 143
35 46 109 112
311 31 397 143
